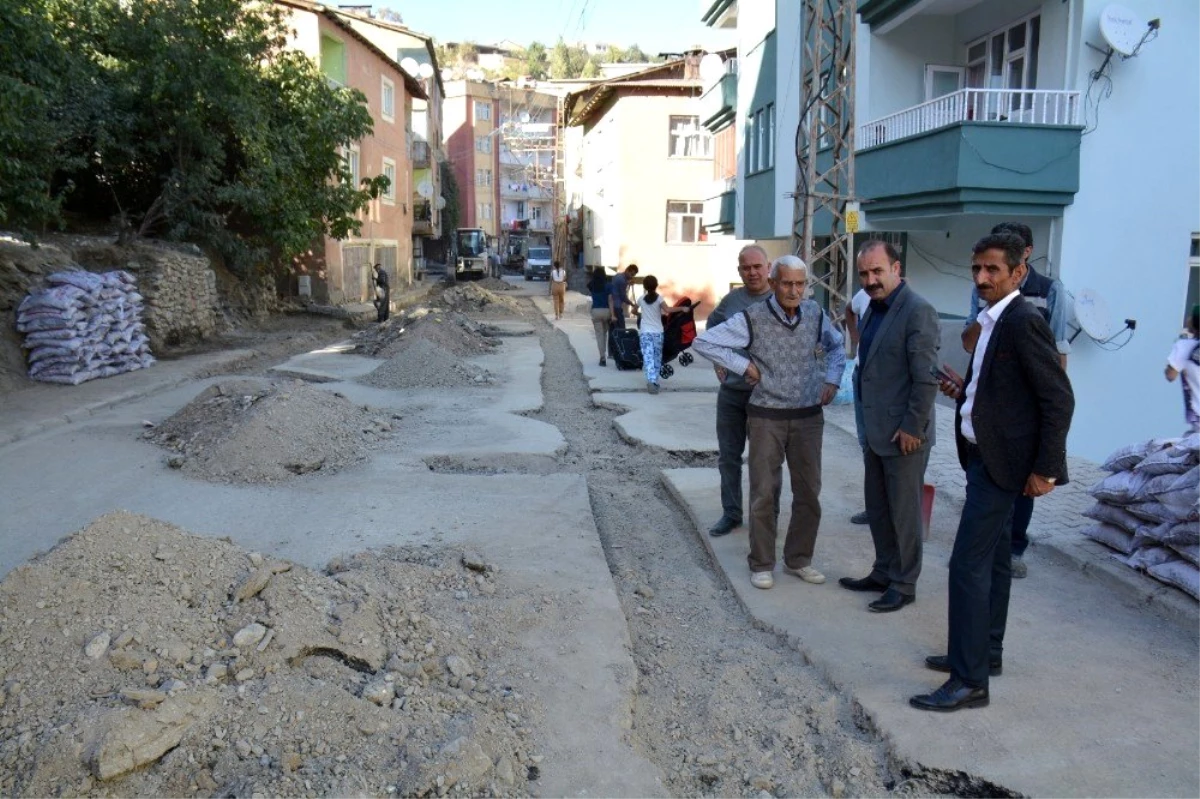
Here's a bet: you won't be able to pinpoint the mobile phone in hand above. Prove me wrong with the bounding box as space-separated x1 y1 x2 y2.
930 365 955 383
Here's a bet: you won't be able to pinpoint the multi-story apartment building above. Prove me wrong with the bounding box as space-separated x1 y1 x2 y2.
701 0 1199 461
277 0 426 303
330 9 446 277
444 80 501 238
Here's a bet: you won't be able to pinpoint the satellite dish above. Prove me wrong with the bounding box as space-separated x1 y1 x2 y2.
418 62 434 79
400 57 420 75
436 195 447 210
519 111 531 123
417 179 433 199
1074 288 1115 339
1099 4 1145 56
699 53 725 84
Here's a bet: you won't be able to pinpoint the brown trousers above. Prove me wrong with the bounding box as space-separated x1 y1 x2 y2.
551 281 566 317
746 413 823 573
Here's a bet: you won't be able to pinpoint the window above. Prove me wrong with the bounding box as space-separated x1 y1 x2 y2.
381 76 395 122
665 201 705 244
381 157 396 203
530 206 542 221
345 146 360 188
475 101 491 122
668 115 712 158
515 200 526 218
747 104 775 173
320 35 346 85
475 135 492 153
966 14 1041 111
477 202 493 221
476 168 492 187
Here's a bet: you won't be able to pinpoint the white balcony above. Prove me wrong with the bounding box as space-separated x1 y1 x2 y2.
858 89 1081 149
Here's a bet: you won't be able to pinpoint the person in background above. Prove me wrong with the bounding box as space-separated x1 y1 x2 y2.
913 232 1073 712
1165 304 1200 433
693 255 845 590
609 264 639 331
635 275 691 395
372 262 390 323
706 245 774 537
587 267 611 367
962 222 1067 579
845 286 872 526
550 260 567 320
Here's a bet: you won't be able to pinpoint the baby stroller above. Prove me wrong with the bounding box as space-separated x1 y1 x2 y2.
659 297 697 380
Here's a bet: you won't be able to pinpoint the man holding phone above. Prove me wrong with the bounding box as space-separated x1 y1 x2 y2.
839 240 940 612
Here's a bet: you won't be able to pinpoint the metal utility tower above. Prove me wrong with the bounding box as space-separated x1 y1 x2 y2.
790 0 857 313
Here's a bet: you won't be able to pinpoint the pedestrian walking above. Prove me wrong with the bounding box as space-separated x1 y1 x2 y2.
962 222 1070 578
838 240 940 613
587 267 611 367
635 275 691 394
911 232 1073 712
693 255 845 590
372 263 390 323
609 264 638 331
706 244 773 537
1164 304 1200 433
550 261 567 320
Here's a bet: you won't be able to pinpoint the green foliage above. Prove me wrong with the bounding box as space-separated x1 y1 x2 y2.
0 0 384 274
580 58 600 79
524 42 549 80
439 159 461 238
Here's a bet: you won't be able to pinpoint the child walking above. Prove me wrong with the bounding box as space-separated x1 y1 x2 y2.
636 275 691 394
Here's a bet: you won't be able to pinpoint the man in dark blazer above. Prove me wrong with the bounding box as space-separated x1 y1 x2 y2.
911 233 1074 712
839 240 940 612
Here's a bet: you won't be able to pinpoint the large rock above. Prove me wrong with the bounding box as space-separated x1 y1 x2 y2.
89 693 215 781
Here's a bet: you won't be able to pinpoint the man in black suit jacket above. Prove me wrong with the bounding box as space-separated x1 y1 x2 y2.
910 233 1074 712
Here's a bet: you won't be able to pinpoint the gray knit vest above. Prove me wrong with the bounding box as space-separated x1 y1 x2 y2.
743 298 825 417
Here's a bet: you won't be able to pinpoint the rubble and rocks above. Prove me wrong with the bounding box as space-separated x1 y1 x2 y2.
438 284 526 316
475 278 515 293
144 378 394 483
351 307 501 359
359 338 497 391
0 511 539 797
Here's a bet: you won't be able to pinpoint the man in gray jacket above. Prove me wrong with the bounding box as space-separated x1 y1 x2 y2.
694 255 845 590
839 240 939 613
706 245 773 537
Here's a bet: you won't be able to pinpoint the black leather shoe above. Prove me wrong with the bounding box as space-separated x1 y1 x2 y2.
708 516 741 537
909 678 989 712
925 654 1003 676
838 575 888 592
850 510 870 525
868 588 915 613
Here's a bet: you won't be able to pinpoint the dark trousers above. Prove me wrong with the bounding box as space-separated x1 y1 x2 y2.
1009 494 1034 557
716 386 752 522
863 446 930 596
948 450 1019 688
746 413 823 573
375 289 390 323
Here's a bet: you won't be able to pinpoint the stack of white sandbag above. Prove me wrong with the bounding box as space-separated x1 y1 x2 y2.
1082 434 1200 599
17 270 155 385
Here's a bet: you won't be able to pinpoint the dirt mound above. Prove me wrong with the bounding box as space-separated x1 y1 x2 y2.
438 284 526 316
360 338 496 391
351 307 500 359
0 511 538 797
145 379 393 483
475 277 515 293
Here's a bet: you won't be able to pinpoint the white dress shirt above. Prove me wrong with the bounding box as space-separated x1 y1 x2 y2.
960 289 1020 444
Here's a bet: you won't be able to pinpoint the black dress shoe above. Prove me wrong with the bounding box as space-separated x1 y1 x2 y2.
868 587 915 613
838 574 888 592
909 678 989 712
708 516 741 537
925 654 1003 676
850 510 870 525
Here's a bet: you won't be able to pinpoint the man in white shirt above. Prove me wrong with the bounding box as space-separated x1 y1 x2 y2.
912 233 1073 713
550 261 568 320
1165 305 1200 432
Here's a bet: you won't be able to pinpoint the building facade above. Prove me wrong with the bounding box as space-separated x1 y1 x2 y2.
702 0 1200 460
332 10 447 275
278 0 426 303
444 80 501 238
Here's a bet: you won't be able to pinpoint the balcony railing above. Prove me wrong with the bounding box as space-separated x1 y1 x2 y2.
858 89 1081 149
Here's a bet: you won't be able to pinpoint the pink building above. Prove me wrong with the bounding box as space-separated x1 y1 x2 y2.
277 0 427 304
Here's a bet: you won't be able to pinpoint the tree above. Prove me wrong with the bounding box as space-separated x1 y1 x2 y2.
580 58 600 79
623 44 651 62
549 38 590 79
439 159 461 237
376 7 403 23
524 41 549 80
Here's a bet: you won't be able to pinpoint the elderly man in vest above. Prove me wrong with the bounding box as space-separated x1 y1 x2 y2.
694 255 845 590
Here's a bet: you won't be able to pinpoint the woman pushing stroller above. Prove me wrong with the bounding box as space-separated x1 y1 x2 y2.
635 275 695 394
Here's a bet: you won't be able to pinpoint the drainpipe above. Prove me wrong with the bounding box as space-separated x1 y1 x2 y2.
1064 0 1079 91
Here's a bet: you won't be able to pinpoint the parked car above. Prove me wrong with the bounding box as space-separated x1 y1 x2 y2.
524 247 552 281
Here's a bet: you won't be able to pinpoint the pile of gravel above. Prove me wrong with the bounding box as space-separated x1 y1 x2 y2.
360 338 496 391
145 379 394 483
352 308 500 359
0 511 540 798
475 278 515 293
438 284 525 316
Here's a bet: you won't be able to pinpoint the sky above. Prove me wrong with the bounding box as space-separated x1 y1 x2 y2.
394 0 733 56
